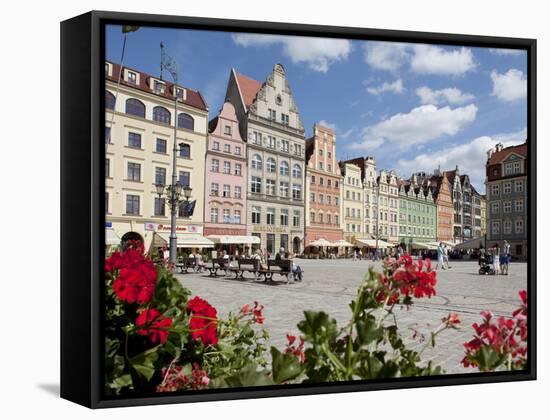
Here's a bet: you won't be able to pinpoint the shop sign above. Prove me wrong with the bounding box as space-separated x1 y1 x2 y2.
157 224 201 233
144 222 158 231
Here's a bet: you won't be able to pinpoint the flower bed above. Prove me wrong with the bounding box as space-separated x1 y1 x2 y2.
104 242 527 395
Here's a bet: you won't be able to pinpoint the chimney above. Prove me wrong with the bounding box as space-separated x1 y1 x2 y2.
495 142 504 152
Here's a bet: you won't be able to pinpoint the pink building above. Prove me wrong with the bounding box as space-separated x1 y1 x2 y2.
204 102 248 240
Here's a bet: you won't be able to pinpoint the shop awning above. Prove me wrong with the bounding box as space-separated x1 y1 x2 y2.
355 238 394 248
426 240 456 248
105 229 120 246
333 239 354 247
153 232 214 248
207 235 261 245
411 242 438 250
308 238 335 247
454 237 486 250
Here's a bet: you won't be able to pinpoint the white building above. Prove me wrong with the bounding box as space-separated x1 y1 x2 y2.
224 64 306 254
104 61 209 252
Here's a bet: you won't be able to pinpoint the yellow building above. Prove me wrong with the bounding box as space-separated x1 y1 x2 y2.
480 194 487 238
104 61 209 252
340 162 364 243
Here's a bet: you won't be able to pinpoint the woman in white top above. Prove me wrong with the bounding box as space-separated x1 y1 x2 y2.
493 247 501 275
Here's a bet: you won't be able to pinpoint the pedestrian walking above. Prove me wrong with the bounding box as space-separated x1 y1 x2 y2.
436 242 445 270
493 246 501 275
443 245 451 269
503 240 511 275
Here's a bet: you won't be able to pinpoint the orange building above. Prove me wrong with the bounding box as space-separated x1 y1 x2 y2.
426 172 454 241
304 124 344 246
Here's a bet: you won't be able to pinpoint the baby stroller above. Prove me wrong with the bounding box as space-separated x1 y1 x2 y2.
478 253 496 275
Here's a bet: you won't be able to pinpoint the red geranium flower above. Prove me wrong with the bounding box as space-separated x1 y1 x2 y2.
136 308 173 344
187 296 218 346
106 243 158 304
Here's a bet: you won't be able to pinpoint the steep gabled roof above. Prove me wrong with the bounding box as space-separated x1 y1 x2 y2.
235 72 263 108
488 143 528 166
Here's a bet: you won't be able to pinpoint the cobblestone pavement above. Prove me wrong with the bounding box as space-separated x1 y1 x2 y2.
176 259 527 374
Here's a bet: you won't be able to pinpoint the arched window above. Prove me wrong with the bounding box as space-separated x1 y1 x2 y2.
252 154 262 170
266 157 276 173
153 106 171 125
292 164 302 178
280 160 289 176
179 143 191 158
125 98 145 118
178 113 194 131
105 90 116 110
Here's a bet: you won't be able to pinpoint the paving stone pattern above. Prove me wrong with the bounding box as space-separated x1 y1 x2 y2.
177 259 527 374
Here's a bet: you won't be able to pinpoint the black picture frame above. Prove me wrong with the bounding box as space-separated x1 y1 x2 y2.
60 10 537 409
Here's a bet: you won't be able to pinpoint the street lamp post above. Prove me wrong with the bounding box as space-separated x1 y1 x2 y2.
375 180 380 259
158 42 193 266
155 174 193 266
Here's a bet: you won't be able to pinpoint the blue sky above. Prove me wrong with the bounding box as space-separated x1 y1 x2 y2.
106 25 527 192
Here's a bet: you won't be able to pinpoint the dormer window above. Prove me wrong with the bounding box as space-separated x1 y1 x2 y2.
127 71 137 85
153 80 166 94
176 87 186 101
105 62 112 77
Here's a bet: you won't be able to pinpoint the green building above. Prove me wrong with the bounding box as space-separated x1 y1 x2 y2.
398 176 437 253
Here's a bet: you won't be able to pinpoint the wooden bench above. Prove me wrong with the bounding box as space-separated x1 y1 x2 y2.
258 259 293 283
226 258 261 279
207 257 229 277
175 257 197 274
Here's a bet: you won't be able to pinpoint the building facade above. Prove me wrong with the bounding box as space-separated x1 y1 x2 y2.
398 176 437 250
104 61 208 250
377 169 400 243
420 172 453 242
225 64 306 255
471 186 484 239
444 167 464 242
486 142 528 259
340 163 364 242
203 102 247 238
480 194 487 238
304 124 344 245
343 156 378 238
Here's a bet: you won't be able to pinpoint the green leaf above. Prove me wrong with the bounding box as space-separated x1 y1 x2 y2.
128 345 160 381
107 374 133 392
298 311 338 344
271 347 303 384
476 345 505 371
224 364 273 388
356 318 384 346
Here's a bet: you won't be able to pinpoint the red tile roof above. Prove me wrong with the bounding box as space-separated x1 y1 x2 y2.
235 72 263 108
106 62 208 111
488 143 528 166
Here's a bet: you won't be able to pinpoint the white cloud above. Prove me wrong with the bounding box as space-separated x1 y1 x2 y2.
339 128 355 139
416 86 475 105
232 34 351 72
364 42 476 75
364 42 409 71
395 128 527 191
317 120 337 130
411 45 476 75
349 104 478 151
489 48 523 56
490 69 527 102
367 79 404 95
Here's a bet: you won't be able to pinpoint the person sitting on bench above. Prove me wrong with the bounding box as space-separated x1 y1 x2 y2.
195 250 205 272
288 252 302 281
